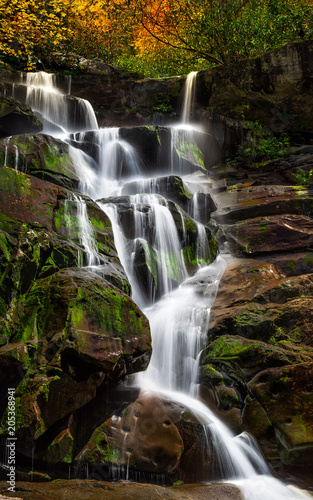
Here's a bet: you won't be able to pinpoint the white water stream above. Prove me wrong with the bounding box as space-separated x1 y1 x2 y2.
14 71 310 499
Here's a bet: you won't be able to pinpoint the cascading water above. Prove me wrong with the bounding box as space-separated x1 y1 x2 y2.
71 128 142 198
100 193 189 307
15 71 311 500
13 71 98 135
66 193 102 267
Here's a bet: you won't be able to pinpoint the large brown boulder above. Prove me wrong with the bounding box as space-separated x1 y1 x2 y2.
76 392 212 482
247 363 313 464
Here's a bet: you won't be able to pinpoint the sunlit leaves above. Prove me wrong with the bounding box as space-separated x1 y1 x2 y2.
0 0 312 74
0 0 72 70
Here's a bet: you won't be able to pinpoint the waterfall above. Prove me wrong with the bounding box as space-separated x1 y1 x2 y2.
137 256 227 393
65 193 102 267
181 71 198 124
69 128 142 198
15 72 311 500
100 194 188 307
14 71 98 135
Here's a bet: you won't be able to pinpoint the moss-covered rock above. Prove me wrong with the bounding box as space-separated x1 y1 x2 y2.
201 335 313 384
200 257 313 469
248 363 313 464
0 268 150 454
0 134 79 190
223 214 313 257
0 162 152 469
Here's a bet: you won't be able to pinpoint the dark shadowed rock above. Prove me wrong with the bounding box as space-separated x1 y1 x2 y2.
0 95 42 137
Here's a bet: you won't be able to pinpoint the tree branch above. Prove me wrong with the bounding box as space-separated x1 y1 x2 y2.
139 17 224 65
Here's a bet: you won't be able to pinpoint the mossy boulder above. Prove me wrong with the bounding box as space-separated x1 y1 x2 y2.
18 268 150 363
201 335 313 385
0 167 131 341
209 259 313 346
0 268 150 455
248 363 313 465
0 134 79 190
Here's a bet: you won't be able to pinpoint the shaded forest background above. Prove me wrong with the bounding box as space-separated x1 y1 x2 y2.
0 0 313 76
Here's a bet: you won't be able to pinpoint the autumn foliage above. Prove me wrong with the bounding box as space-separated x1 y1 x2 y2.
0 0 72 70
0 0 312 75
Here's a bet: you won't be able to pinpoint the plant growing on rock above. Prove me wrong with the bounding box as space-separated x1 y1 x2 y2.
234 120 290 167
293 167 313 186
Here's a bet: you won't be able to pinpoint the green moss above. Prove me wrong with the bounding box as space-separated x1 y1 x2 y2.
203 364 224 386
0 168 32 198
209 236 218 257
89 214 110 231
103 447 118 463
259 220 269 233
305 254 313 266
0 231 11 261
40 143 72 177
287 259 296 271
170 81 181 97
176 140 204 168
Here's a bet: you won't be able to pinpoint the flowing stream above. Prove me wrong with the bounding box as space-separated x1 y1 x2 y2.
13 71 310 499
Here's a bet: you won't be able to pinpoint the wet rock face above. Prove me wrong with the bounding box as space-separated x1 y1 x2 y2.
0 134 79 190
198 259 313 471
0 95 42 137
0 479 245 500
77 392 212 482
0 165 151 468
